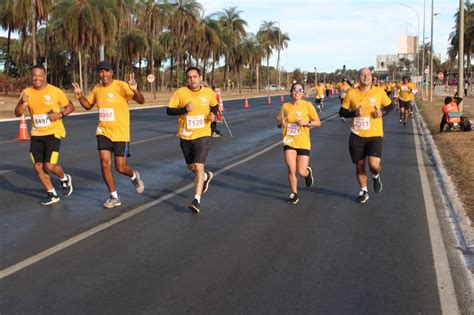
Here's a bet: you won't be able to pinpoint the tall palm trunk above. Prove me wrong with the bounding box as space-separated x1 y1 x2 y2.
277 47 281 88
211 54 216 88
256 62 260 92
170 56 174 92
5 28 11 95
31 1 37 64
266 56 270 90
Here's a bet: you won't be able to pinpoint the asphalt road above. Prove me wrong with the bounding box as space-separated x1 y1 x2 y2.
0 95 464 313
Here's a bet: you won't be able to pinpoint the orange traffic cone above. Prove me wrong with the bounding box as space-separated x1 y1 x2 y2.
267 96 272 105
280 95 284 102
244 97 249 108
17 114 30 140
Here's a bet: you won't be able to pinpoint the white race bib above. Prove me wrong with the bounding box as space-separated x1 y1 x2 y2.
400 86 409 92
286 123 300 136
33 114 51 128
186 115 205 129
354 117 370 130
341 91 347 98
99 108 115 122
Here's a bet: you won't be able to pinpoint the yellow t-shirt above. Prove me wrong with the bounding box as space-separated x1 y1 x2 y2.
397 82 416 101
277 100 319 150
337 82 351 99
341 86 392 138
168 86 218 140
23 84 69 138
87 80 134 142
315 85 325 99
325 83 331 90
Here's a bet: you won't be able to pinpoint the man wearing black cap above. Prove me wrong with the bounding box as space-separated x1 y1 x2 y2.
72 61 146 208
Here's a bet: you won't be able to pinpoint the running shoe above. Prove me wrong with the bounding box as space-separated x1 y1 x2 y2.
305 166 314 188
41 192 60 206
212 132 221 138
399 119 402 124
372 175 383 193
103 196 122 208
202 171 213 194
188 199 200 213
288 192 299 205
317 105 321 111
60 174 73 196
341 117 345 122
131 170 145 194
356 190 369 203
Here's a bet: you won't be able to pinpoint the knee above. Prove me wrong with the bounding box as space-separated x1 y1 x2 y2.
114 162 127 174
34 163 45 174
44 163 56 172
100 157 112 169
297 167 307 177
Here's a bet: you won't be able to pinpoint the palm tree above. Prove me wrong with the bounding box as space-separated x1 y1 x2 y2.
275 30 290 88
51 0 117 92
0 0 18 79
449 0 474 77
257 20 278 92
217 7 247 90
169 0 202 87
199 15 223 86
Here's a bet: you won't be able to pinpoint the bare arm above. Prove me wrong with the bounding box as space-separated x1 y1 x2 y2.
72 82 94 110
15 93 29 117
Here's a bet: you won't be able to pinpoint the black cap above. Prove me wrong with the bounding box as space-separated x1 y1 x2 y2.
444 97 453 104
97 61 113 71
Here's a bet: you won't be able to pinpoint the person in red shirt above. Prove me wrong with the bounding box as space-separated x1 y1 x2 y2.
439 96 462 132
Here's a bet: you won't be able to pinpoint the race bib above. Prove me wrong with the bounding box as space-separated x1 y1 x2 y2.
186 115 205 129
99 108 115 122
286 123 300 136
400 86 409 92
354 117 370 130
341 92 347 98
33 114 51 128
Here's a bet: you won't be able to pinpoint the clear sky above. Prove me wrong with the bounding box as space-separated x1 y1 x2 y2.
201 0 458 72
0 0 458 73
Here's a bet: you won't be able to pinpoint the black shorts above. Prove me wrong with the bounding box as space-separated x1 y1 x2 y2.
399 100 411 110
315 98 322 105
348 133 383 163
30 135 61 164
283 145 310 156
180 136 211 164
97 135 130 157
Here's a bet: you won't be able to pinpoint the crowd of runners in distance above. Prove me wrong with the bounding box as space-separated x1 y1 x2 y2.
15 62 424 212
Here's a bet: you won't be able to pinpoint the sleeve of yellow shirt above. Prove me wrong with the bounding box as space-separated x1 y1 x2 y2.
168 90 182 108
341 90 352 109
86 86 96 105
58 89 69 106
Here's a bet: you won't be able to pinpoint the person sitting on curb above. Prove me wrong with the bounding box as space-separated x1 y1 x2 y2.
439 96 463 132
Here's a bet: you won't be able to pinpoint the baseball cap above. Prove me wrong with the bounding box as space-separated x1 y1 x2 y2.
97 61 113 71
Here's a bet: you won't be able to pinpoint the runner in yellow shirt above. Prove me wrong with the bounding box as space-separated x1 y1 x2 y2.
277 82 321 204
314 81 326 112
15 64 75 205
397 76 416 126
167 67 219 213
73 61 145 208
338 68 394 203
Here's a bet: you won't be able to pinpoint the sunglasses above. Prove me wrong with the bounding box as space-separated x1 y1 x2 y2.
292 88 304 92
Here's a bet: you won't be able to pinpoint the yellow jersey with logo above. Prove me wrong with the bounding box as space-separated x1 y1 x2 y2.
277 100 318 150
342 86 392 138
315 85 325 99
397 82 416 101
23 84 69 138
87 80 134 142
168 86 218 140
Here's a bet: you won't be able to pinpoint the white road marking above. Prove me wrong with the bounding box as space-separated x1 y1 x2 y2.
0 113 336 279
0 169 15 175
132 134 174 145
412 119 460 313
0 139 16 144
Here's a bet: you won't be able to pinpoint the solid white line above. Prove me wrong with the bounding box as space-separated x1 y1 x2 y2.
412 118 460 313
0 139 16 144
0 112 335 280
132 134 174 145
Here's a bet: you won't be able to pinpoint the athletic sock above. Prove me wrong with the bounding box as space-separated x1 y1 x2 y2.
372 173 380 179
194 195 201 203
111 191 118 199
60 175 68 181
130 173 136 180
361 187 368 192
48 188 57 196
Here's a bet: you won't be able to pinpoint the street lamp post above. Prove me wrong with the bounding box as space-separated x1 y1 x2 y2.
314 67 318 86
458 0 464 97
401 4 420 85
429 0 434 103
422 0 426 99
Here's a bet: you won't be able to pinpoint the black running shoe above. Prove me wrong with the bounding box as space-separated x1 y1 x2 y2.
60 174 73 196
372 175 383 193
188 199 200 213
202 171 213 194
305 166 314 188
41 192 60 206
356 190 369 203
288 193 299 205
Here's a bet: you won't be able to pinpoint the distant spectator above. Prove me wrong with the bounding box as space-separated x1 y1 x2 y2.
464 79 470 96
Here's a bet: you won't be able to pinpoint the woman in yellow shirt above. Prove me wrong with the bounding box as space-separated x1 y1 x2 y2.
277 83 321 204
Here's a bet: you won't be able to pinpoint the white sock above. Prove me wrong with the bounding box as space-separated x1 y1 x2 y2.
60 175 68 181
194 195 201 203
111 191 118 199
130 173 136 180
48 188 57 195
203 172 208 181
361 187 368 192
373 173 380 179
